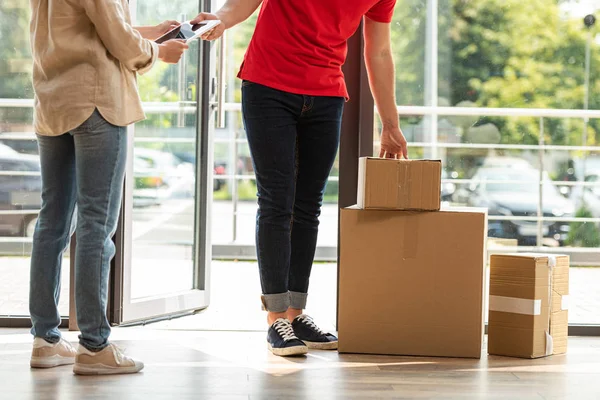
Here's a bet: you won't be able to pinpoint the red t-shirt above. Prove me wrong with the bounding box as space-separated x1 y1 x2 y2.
238 0 397 99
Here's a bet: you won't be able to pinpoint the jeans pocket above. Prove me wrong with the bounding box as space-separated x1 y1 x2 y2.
241 80 256 88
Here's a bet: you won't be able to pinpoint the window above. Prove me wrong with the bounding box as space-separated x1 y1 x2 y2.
0 2 70 318
382 0 600 325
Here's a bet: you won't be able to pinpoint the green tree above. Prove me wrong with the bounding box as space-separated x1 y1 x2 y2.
391 0 600 147
566 206 600 247
0 1 33 126
449 0 595 146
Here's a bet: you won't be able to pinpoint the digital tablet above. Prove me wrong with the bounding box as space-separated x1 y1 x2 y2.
155 20 221 44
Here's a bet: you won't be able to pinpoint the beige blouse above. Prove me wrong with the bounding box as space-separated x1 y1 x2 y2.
29 0 159 135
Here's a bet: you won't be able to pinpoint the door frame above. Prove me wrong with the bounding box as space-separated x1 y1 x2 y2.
108 0 215 325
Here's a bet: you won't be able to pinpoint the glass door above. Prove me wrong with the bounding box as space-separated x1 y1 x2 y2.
117 0 223 324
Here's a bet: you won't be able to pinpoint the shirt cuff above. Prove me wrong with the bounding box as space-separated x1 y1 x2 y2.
138 40 159 76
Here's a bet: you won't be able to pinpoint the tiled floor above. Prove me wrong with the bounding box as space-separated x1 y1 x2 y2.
1 328 600 399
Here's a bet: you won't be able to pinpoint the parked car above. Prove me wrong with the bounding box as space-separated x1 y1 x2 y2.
0 144 41 237
466 167 575 246
479 156 536 170
213 163 226 191
133 148 195 207
0 132 39 155
173 151 228 192
569 170 600 218
452 156 537 204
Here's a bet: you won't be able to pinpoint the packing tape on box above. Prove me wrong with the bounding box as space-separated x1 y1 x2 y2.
546 255 555 356
396 162 411 208
489 295 542 315
545 331 554 356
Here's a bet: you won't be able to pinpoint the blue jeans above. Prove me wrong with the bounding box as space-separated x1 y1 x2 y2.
29 109 127 351
242 82 344 313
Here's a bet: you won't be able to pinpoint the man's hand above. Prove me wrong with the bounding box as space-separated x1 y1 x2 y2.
191 12 226 41
154 20 180 39
191 0 263 41
379 125 408 159
158 39 189 64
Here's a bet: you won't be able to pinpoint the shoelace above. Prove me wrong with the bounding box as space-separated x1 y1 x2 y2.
274 320 299 341
109 343 127 365
299 315 325 336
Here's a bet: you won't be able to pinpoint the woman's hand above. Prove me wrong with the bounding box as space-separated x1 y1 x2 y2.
154 20 180 40
158 39 189 64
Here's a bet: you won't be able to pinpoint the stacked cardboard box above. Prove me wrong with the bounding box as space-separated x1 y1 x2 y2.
357 157 441 210
338 157 488 358
488 254 569 358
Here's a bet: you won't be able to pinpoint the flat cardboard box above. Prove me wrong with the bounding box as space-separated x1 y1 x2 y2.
357 157 442 211
488 254 569 358
338 206 488 358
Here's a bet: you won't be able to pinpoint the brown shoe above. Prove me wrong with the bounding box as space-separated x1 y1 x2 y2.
73 343 144 375
30 337 77 368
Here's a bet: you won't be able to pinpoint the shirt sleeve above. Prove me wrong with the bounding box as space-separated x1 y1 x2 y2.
81 0 158 75
365 0 397 23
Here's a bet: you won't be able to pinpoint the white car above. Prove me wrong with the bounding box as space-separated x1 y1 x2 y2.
133 148 195 207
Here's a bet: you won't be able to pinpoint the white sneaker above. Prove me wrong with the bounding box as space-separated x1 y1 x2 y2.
30 337 77 368
73 343 144 376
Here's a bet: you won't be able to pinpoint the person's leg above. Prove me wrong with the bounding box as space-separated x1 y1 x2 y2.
287 96 344 350
30 133 77 343
71 110 127 351
242 82 308 357
242 82 300 321
70 110 143 375
288 95 344 314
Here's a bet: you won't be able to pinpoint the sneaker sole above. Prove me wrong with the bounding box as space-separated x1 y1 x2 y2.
73 363 144 376
31 355 75 369
267 343 308 357
303 340 339 350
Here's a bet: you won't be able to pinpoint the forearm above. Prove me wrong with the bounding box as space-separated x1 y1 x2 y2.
216 0 263 28
365 51 399 129
82 0 157 73
133 26 158 40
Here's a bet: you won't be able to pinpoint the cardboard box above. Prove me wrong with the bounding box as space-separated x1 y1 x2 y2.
488 254 569 358
357 157 441 211
338 206 488 358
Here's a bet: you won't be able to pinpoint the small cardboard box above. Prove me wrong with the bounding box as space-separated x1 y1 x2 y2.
488 254 569 358
357 157 441 211
338 206 488 358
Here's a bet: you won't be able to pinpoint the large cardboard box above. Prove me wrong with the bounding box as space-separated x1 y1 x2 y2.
488 254 569 358
338 207 488 358
357 157 441 211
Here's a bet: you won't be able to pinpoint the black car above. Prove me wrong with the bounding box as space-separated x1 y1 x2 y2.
0 144 42 237
466 167 575 246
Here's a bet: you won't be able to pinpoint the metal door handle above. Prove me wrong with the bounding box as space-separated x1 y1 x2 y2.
177 13 187 127
216 32 226 129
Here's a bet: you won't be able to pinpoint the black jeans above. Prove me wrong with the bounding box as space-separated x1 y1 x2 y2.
242 81 344 313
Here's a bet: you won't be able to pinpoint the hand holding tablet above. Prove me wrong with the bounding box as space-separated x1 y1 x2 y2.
155 20 222 44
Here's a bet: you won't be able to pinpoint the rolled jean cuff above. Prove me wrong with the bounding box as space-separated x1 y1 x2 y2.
261 293 290 313
289 291 308 310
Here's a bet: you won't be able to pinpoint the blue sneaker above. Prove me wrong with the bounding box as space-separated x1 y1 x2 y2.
292 314 338 350
267 319 308 357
